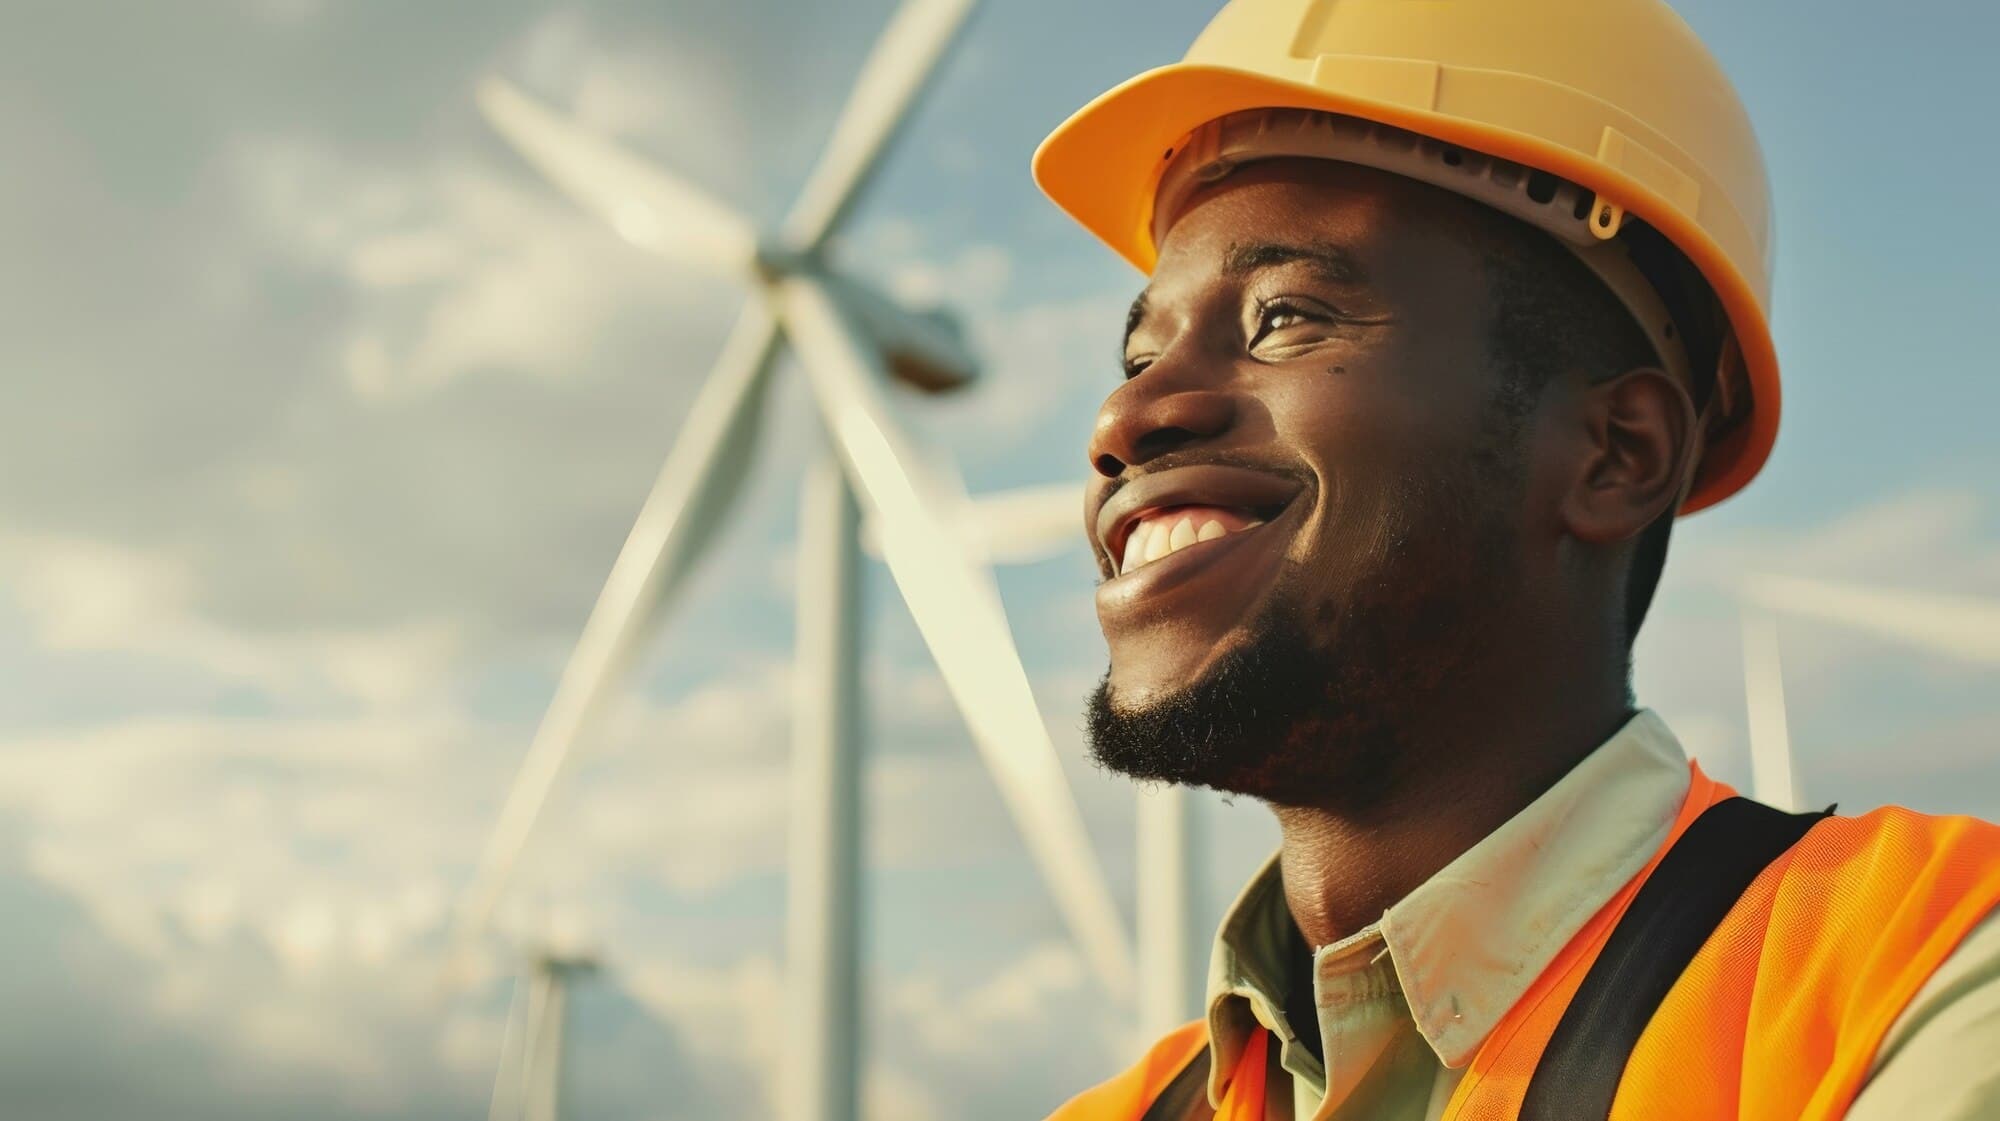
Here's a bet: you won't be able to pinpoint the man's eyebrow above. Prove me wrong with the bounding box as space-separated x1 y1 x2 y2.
1121 241 1366 356
1221 240 1368 286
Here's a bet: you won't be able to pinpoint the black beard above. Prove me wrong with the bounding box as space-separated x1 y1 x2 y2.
1084 450 1521 810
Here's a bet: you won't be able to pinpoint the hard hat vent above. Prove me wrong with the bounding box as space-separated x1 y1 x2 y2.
1155 108 1633 256
1526 171 1560 205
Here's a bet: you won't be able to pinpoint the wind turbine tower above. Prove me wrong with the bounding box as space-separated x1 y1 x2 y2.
489 949 599 1121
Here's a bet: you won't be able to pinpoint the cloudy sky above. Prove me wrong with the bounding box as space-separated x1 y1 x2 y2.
1 0 1996 1118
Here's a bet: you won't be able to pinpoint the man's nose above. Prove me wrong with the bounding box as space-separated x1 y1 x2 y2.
1088 364 1237 478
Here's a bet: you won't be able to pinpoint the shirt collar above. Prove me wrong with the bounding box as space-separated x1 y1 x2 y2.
1203 847 1301 1104
1203 709 1693 1097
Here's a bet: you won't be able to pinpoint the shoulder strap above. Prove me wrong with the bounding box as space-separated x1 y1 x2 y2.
1518 796 1831 1120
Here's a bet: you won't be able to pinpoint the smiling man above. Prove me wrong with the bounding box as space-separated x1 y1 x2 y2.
1033 1 2000 1119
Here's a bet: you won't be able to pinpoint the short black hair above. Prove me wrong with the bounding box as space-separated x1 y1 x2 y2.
1478 216 1719 649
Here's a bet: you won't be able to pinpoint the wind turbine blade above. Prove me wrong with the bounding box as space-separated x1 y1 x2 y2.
1741 610 1799 812
449 301 781 959
1740 573 2000 664
477 78 759 274
779 0 979 249
964 481 1089 565
858 482 1087 567
777 275 1135 998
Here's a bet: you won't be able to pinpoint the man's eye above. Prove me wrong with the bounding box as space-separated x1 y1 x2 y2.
1251 298 1335 348
1121 356 1153 381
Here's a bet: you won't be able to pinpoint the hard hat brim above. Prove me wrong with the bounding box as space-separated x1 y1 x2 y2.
1032 62 1779 516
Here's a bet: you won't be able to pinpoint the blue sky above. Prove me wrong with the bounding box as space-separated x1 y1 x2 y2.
0 1 1995 1118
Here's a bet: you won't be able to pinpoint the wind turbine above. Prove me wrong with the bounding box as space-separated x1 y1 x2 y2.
449 3 1135 1119
489 948 598 1121
1736 572 2000 811
1740 609 1799 811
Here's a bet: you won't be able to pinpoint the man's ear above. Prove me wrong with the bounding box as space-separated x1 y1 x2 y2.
1561 367 1699 545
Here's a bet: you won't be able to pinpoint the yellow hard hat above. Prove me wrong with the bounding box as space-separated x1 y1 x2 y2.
1034 0 1778 514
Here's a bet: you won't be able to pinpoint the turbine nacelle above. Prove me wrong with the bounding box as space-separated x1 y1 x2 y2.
812 269 976 395
756 243 977 395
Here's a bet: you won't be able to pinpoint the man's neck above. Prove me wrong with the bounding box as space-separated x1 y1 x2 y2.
1272 691 1634 951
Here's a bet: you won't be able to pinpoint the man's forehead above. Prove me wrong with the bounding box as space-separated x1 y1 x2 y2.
1123 162 1487 340
1163 157 1410 240
1138 164 1426 289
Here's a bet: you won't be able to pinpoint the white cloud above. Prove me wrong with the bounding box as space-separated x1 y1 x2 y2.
887 241 1015 308
4 532 465 706
0 684 790 1111
618 952 785 1075
893 939 1090 1059
229 136 727 401
1677 489 2000 598
511 7 755 168
0 714 475 962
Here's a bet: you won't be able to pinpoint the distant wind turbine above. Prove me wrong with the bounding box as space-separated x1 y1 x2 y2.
488 948 597 1121
1740 610 1799 812
1735 572 2000 812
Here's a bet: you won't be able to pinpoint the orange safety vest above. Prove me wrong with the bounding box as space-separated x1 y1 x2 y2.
1049 765 2000 1121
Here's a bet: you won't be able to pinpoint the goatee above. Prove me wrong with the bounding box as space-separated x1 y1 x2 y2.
1084 467 1519 810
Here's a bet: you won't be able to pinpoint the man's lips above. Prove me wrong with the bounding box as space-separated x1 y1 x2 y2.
1095 463 1304 571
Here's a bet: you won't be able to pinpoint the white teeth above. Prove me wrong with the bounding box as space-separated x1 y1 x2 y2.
1120 524 1147 574
1117 512 1269 574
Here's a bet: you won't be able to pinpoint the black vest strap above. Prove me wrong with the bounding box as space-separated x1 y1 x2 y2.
1519 796 1830 1120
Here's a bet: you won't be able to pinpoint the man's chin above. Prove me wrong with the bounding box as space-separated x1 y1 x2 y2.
1084 612 1314 795
1084 674 1210 788
1083 582 1422 806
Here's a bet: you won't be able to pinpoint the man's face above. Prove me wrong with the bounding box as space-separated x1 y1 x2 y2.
1083 159 1536 803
